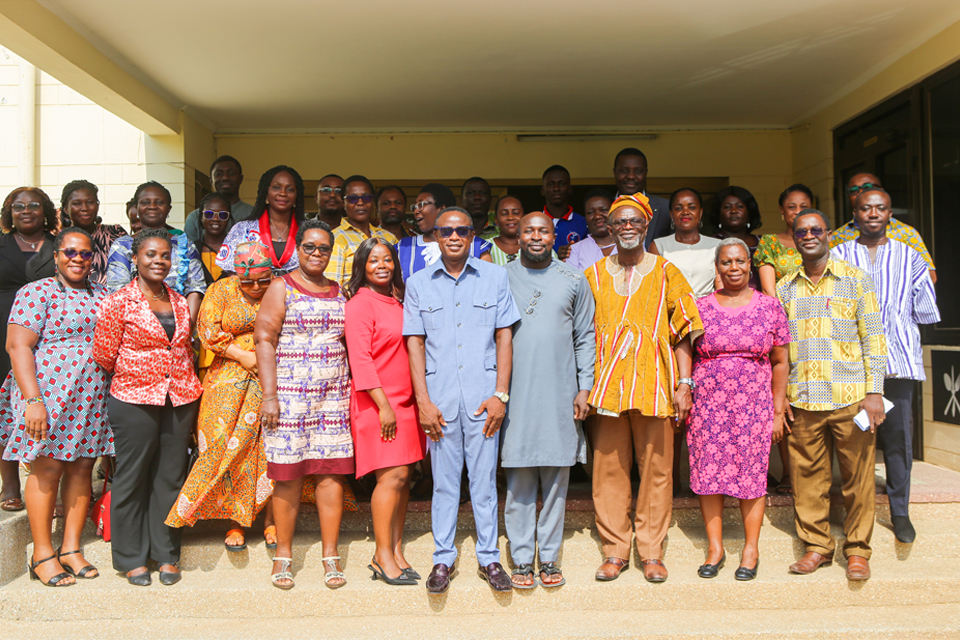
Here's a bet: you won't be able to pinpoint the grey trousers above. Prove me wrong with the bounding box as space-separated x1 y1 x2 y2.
503 466 570 565
878 379 915 517
109 397 198 572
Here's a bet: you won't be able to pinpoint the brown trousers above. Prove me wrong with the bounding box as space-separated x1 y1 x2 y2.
789 403 876 560
590 411 673 561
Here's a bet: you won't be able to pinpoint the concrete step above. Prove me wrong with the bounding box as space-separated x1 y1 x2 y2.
3 556 959 622
47 516 960 576
4 604 960 640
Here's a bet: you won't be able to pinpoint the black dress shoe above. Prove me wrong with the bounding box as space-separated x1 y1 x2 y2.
734 558 759 581
158 563 181 586
892 515 916 543
697 553 725 579
478 562 512 592
401 567 422 581
426 563 452 594
126 570 151 586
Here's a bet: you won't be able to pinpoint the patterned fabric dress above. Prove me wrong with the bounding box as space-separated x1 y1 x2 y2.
753 234 802 281
0 278 113 461
165 277 270 528
686 292 791 499
264 274 354 481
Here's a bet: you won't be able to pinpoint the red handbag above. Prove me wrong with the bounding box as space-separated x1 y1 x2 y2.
91 473 112 542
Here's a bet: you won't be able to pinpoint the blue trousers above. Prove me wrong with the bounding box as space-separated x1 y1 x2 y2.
430 398 500 567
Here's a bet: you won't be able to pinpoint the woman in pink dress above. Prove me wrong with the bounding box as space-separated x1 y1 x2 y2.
686 238 790 582
345 238 425 586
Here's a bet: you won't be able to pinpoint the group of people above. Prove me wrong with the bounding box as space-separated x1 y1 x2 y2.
0 145 939 593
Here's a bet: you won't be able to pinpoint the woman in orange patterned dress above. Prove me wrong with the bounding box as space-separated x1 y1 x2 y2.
165 243 276 550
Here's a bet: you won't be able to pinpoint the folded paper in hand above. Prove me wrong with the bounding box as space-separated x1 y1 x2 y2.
853 397 895 431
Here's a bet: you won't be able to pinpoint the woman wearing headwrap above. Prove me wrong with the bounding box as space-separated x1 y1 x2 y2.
165 243 277 551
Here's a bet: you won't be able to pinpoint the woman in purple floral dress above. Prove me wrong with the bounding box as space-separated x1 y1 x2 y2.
686 238 790 582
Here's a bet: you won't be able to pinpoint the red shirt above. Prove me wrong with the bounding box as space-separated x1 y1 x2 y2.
94 280 202 406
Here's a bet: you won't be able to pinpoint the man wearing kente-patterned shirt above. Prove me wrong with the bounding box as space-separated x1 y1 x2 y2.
779 208 887 583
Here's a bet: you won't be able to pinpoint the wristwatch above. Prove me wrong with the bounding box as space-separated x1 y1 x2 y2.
677 378 696 391
494 391 510 404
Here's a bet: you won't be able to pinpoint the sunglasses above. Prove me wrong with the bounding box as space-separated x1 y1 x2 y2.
846 182 879 195
435 225 473 238
793 227 827 241
202 209 230 220
238 276 274 287
344 194 374 205
11 202 42 213
59 248 94 261
300 243 333 255
411 200 435 213
318 186 343 196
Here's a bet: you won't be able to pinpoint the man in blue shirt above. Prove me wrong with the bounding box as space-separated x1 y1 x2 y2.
541 165 588 260
404 207 521 594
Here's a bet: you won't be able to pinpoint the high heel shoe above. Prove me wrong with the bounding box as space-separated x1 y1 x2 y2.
369 560 417 586
401 567 421 581
697 552 725 579
57 547 98 579
735 558 759 581
28 554 74 587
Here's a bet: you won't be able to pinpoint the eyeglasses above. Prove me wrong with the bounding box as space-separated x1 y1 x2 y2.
11 202 42 214
238 276 273 287
435 226 473 238
846 182 879 195
202 209 230 220
411 200 435 213
793 227 827 241
318 186 343 196
300 243 333 255
609 218 647 230
58 248 94 261
344 194 374 205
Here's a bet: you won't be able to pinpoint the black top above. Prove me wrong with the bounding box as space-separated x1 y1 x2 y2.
0 233 56 378
153 310 176 342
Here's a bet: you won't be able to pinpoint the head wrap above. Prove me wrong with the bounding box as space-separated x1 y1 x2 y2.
233 242 272 277
608 193 653 220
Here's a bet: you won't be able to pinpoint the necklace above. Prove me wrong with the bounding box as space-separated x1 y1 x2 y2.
16 233 42 250
139 280 167 301
297 269 328 290
270 219 290 241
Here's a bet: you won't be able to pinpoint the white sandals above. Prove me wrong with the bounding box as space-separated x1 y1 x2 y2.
322 555 346 589
271 557 294 590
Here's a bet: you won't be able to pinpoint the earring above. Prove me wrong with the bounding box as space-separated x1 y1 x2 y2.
746 222 751 230
699 219 703 229
670 220 675 231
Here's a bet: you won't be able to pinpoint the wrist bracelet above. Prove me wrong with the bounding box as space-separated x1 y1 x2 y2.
25 395 43 405
262 396 278 402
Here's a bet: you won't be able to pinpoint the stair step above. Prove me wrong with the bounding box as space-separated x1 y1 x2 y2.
3 557 958 622
41 516 960 575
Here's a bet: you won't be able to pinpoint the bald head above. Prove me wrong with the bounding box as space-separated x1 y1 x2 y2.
518 212 555 266
436 207 472 229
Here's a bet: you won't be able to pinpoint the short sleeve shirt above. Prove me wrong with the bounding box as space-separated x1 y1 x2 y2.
402 257 521 418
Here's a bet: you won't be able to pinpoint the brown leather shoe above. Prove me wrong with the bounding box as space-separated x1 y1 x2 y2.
642 559 668 583
426 563 452 594
789 551 833 575
477 562 512 592
595 557 628 581
846 555 871 581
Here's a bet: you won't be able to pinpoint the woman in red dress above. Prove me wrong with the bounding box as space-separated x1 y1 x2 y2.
345 238 425 586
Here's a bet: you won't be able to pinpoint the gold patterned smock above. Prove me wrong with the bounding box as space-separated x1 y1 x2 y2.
753 234 802 281
166 276 269 528
776 259 888 411
585 253 703 418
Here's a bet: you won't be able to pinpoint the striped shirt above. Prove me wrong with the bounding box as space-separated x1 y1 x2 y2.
325 220 398 287
777 259 887 411
830 217 934 270
832 240 940 381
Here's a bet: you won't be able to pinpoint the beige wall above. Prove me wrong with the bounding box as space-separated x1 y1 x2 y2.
0 48 145 227
791 19 960 222
216 129 792 231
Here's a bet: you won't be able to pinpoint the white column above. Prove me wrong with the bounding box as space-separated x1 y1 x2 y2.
18 59 36 187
